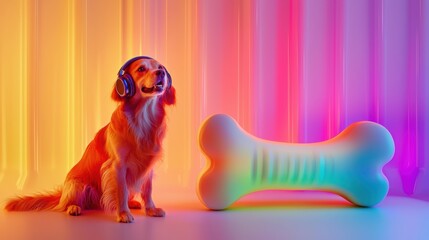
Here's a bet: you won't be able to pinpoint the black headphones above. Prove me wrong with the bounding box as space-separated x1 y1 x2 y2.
116 56 151 98
115 56 172 98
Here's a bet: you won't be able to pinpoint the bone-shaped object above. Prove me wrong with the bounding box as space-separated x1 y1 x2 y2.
197 114 395 210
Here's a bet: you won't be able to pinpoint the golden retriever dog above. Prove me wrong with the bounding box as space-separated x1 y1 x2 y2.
5 56 176 223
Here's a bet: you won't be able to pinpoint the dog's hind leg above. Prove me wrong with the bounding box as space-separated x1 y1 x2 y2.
55 179 86 216
128 199 142 209
127 190 142 209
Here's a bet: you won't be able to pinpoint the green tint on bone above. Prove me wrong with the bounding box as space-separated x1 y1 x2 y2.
197 114 395 210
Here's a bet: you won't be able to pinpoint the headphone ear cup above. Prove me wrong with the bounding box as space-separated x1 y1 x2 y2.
166 70 172 89
116 74 135 97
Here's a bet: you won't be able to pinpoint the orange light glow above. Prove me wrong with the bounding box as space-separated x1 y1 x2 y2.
0 0 204 203
1 0 429 205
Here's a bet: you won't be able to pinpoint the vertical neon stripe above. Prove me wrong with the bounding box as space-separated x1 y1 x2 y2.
254 0 290 142
236 0 241 126
66 0 76 170
291 0 302 143
181 0 193 185
17 0 29 189
237 0 254 133
331 0 343 139
273 0 288 142
121 0 132 59
1 0 429 199
302 0 337 142
30 0 39 174
382 0 411 195
369 0 383 123
0 2 8 183
416 0 429 196
400 0 420 194
118 0 123 61
0 51 6 183
80 0 88 152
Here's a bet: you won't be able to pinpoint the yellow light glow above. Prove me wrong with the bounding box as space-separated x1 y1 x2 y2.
0 0 204 201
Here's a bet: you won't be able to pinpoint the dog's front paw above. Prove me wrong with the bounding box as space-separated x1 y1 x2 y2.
117 211 134 223
67 205 81 216
145 207 166 217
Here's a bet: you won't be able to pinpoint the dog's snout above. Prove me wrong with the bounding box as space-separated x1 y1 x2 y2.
155 70 165 79
142 69 167 94
155 79 163 85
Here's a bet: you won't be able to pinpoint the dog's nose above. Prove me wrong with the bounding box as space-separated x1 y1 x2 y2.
155 70 165 79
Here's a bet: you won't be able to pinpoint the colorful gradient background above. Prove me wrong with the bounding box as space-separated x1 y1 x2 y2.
0 0 428 204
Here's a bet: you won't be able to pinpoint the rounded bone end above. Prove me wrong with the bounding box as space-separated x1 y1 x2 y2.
340 121 395 165
339 175 389 207
197 114 252 210
198 114 243 159
197 170 240 210
335 121 394 207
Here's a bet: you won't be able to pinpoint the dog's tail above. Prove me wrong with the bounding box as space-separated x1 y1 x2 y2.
4 189 62 211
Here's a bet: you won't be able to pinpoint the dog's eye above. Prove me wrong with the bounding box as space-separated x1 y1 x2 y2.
137 66 147 72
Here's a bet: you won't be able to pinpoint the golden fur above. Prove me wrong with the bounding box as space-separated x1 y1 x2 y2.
5 58 176 223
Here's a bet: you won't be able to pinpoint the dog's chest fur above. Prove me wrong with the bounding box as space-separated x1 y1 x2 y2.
108 98 166 180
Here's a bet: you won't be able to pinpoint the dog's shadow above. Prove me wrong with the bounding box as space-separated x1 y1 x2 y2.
66 210 115 222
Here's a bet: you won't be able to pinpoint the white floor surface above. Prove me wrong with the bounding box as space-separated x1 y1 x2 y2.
1 191 428 240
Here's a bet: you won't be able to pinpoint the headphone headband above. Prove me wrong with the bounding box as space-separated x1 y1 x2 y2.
117 56 153 76
115 56 171 98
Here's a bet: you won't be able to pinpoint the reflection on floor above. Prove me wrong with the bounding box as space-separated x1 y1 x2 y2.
1 191 428 240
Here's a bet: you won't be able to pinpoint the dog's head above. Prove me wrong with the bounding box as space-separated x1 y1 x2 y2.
112 57 176 106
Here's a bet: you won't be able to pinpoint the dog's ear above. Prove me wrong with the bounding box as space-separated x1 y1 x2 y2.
111 84 123 102
163 86 176 105
163 70 176 105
